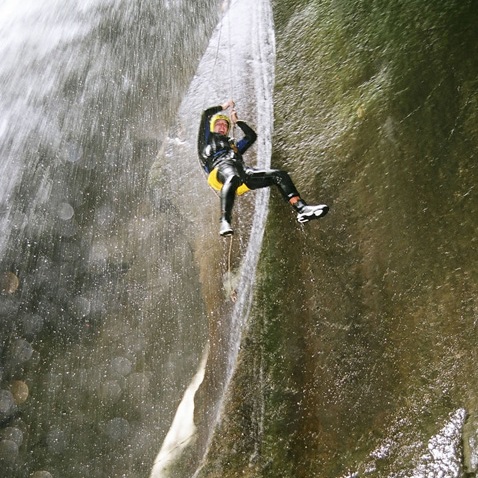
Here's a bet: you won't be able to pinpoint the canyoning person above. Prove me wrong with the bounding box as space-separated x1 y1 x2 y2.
198 99 329 236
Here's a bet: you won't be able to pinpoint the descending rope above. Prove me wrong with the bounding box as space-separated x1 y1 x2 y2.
198 2 238 303
199 2 235 195
227 3 236 139
227 235 237 302
225 4 237 303
201 1 235 111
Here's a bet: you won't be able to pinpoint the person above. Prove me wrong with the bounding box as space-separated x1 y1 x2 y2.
197 100 329 236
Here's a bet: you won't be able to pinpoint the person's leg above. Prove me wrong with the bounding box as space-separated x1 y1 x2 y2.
243 168 299 200
217 164 242 236
244 168 329 222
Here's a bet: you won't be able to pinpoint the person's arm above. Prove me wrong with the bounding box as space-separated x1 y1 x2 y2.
198 100 234 157
230 106 256 153
235 120 257 154
197 105 221 171
197 100 235 171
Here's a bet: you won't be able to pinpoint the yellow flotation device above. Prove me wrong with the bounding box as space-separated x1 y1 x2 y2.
207 168 250 195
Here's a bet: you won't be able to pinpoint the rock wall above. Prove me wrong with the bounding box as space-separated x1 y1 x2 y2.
197 1 478 476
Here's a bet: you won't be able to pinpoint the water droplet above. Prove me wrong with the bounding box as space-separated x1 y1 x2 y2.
74 297 91 317
111 356 132 376
105 417 130 441
9 339 33 364
0 271 19 294
1 427 23 446
65 143 83 163
89 242 109 268
0 439 18 463
31 471 53 478
58 202 75 220
0 390 15 415
10 380 29 404
22 314 45 336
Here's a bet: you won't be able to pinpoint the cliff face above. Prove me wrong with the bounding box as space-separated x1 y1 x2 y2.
198 1 478 476
0 2 219 477
1 1 476 477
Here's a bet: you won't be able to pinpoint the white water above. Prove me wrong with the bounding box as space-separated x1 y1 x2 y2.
150 0 275 476
0 2 218 476
0 0 100 257
149 350 208 475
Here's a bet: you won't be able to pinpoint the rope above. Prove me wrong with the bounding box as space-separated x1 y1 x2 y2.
201 2 235 109
227 234 237 302
198 2 237 303
199 2 236 196
223 5 238 303
227 3 235 103
227 2 236 140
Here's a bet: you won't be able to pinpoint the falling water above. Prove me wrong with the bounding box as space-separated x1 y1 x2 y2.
0 1 221 477
149 0 275 476
5 0 474 477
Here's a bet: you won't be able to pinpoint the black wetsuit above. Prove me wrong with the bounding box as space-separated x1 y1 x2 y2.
198 105 300 224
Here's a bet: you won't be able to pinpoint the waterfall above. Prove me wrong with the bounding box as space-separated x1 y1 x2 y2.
150 0 275 476
0 1 220 477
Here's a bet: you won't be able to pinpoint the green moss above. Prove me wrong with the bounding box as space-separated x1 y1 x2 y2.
196 0 478 476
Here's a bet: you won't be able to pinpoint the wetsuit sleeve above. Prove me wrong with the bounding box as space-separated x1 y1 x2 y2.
235 120 257 154
197 105 222 172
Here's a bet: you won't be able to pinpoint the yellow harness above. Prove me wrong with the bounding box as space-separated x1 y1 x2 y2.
207 168 250 195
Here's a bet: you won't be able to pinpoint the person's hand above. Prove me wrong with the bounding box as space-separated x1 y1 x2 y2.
221 99 235 110
230 109 238 123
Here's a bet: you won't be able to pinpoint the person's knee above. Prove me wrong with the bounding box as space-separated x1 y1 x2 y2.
272 170 289 185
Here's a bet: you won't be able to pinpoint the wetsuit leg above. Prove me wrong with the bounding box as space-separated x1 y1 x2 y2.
217 163 242 222
243 168 300 200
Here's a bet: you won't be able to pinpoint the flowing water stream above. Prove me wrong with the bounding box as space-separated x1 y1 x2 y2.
0 0 275 476
2 1 477 477
149 1 274 475
0 1 223 476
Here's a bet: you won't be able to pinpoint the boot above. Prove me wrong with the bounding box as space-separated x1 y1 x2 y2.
296 203 329 223
219 218 234 237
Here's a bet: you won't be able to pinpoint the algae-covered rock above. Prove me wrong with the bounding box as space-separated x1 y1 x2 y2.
196 0 478 476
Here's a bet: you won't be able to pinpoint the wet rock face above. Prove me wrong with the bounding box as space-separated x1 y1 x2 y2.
0 1 218 477
267 4 477 477
1 0 477 476
194 0 478 477
464 411 478 474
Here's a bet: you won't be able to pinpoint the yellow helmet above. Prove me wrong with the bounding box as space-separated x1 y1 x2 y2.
210 114 231 133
